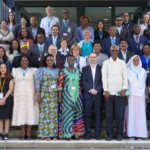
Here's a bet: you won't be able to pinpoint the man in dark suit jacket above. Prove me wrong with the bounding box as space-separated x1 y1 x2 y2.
82 52 102 140
101 26 120 57
115 16 131 39
45 25 61 49
28 33 49 68
118 39 135 63
128 24 149 56
122 12 134 35
27 16 45 44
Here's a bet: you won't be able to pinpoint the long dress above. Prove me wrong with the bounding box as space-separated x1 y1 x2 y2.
35 67 60 138
12 67 39 126
58 68 85 139
0 77 13 119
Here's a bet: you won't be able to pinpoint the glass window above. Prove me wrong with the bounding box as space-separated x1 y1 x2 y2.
85 7 112 31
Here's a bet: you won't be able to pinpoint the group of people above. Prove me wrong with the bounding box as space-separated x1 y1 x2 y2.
0 5 150 142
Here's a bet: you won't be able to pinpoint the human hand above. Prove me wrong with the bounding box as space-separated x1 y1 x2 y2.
104 91 111 101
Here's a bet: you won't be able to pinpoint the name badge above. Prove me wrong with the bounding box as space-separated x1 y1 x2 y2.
51 84 56 88
63 33 67 36
85 56 88 59
44 53 47 56
22 81 26 85
67 27 71 33
140 44 143 50
0 92 3 99
71 86 76 90
38 57 41 61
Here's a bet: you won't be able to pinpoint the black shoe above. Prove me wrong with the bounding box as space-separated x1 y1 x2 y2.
0 133 3 140
85 135 91 140
95 135 101 140
106 136 112 141
117 135 122 141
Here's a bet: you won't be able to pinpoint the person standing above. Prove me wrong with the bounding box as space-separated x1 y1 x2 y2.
127 55 147 140
140 14 149 36
40 6 59 38
0 63 14 140
82 52 102 140
58 55 85 140
27 16 45 44
143 18 150 42
102 45 128 141
56 9 77 47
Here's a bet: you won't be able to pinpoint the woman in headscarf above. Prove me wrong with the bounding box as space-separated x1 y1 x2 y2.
127 55 148 140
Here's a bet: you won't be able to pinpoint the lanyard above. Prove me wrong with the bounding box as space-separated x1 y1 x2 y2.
97 53 101 64
144 24 147 29
68 67 74 84
0 60 3 63
20 67 30 79
133 69 141 80
32 27 38 36
13 51 18 57
116 26 122 34
63 20 69 32
98 30 103 39
47 67 55 83
47 16 53 28
84 41 91 56
54 57 56 65
122 23 129 28
0 77 5 92
121 51 127 61
9 23 13 31
133 35 140 49
144 55 150 69
37 43 45 57
75 56 80 68
110 37 116 45
52 36 58 45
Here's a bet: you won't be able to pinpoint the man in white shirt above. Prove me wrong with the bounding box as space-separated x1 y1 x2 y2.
40 6 59 38
140 13 149 35
102 45 128 141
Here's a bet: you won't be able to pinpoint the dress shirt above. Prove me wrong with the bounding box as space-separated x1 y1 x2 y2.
52 35 58 45
102 57 128 95
90 64 97 90
121 50 127 61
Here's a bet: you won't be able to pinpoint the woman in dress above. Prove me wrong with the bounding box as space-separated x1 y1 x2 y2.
35 54 60 141
0 47 12 72
58 55 85 140
7 39 20 64
12 55 39 140
64 43 86 72
0 19 14 52
0 63 14 140
127 55 148 140
18 28 34 48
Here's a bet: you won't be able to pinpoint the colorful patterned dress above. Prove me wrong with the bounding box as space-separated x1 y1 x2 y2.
35 67 60 138
58 68 85 139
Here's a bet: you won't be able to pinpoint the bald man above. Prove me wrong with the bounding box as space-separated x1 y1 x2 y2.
101 26 120 57
27 16 45 44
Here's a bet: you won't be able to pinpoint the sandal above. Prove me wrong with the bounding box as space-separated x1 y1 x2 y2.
138 137 143 141
27 136 32 140
0 133 3 140
130 137 135 141
75 135 80 140
44 137 51 141
53 137 57 140
20 136 25 140
3 134 8 140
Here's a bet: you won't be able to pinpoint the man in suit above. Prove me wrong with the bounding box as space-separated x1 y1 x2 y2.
140 13 149 35
101 26 120 57
45 25 61 49
122 12 134 35
128 24 149 56
27 16 46 44
115 16 131 39
28 33 49 68
118 39 135 63
82 52 102 140
56 9 77 47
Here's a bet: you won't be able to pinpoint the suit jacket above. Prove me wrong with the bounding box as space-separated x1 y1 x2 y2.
101 36 120 57
45 35 61 49
122 22 134 35
118 50 135 63
94 30 109 41
39 55 64 70
143 29 150 41
140 24 147 36
27 26 46 44
82 65 102 100
56 20 77 46
127 35 149 56
116 27 131 39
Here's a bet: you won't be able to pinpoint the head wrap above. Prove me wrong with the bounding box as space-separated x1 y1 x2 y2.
20 42 29 50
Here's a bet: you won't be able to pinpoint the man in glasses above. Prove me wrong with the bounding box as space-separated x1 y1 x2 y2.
115 16 131 39
56 8 77 48
122 12 134 35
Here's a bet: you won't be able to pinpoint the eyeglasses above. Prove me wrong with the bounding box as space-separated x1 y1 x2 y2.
89 57 97 59
116 19 122 22
111 50 119 52
123 15 129 17
49 49 57 52
62 12 69 14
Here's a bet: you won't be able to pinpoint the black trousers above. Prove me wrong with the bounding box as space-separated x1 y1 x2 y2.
105 95 125 136
84 96 102 136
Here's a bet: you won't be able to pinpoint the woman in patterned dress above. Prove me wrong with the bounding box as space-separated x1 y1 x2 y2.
35 54 60 141
58 55 85 140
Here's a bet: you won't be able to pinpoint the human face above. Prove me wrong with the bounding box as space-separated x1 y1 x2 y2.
30 17 37 27
21 18 27 26
12 40 19 50
110 46 119 58
133 56 139 67
143 45 150 55
115 17 122 27
119 40 128 51
89 53 98 65
82 18 89 27
61 40 67 48
21 46 28 55
109 26 117 37
0 21 7 30
9 13 15 21
143 14 149 24
122 12 130 22
83 30 91 39
133 24 141 35
73 47 80 56
0 48 4 58
0 64 7 75
98 21 104 30
37 34 45 45
52 26 59 36
21 29 28 38
46 56 54 67
20 57 29 69
93 43 101 53
67 56 75 67
62 9 70 20
46 7 53 16
48 45 57 56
